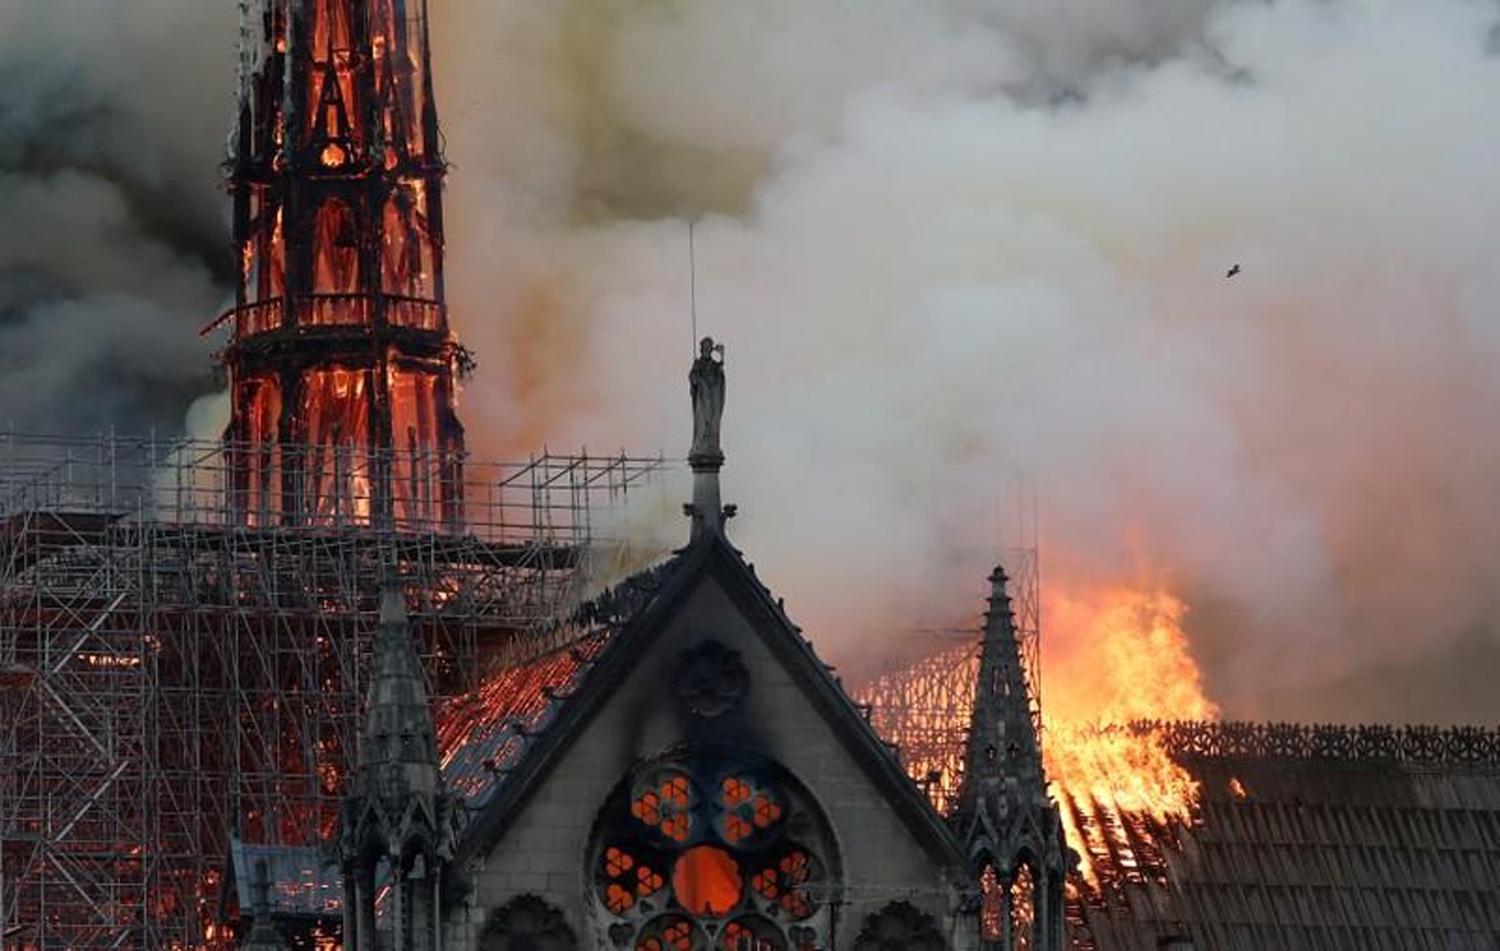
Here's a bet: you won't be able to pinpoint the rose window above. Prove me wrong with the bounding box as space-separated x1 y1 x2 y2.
591 753 837 951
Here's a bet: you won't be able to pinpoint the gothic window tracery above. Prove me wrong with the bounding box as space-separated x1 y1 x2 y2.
978 859 1037 950
591 751 836 951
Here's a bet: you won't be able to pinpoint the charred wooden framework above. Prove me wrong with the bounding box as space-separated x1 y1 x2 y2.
216 0 466 530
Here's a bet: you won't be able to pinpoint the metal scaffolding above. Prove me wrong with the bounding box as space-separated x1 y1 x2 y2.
0 432 667 948
852 549 1041 816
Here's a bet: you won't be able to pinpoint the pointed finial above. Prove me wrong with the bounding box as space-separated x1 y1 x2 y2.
989 564 1009 590
987 565 1014 618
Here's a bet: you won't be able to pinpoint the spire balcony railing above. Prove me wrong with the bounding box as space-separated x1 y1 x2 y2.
209 295 446 339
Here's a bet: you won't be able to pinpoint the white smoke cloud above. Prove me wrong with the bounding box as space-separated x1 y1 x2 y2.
10 0 1497 722
436 0 1500 723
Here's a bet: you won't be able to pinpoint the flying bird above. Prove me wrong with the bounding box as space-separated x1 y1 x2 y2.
1226 264 1242 278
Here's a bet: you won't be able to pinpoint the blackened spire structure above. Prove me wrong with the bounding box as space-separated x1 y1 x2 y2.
220 0 465 529
955 565 1068 950
340 582 457 949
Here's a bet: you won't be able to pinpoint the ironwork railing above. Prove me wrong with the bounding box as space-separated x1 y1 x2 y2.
1142 720 1500 767
205 294 448 338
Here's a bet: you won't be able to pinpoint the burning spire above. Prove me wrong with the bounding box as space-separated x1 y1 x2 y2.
954 565 1069 951
216 0 466 529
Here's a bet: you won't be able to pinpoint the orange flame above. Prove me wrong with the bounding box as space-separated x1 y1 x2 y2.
1041 585 1219 885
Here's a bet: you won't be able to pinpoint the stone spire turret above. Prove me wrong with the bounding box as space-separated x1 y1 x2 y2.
955 565 1068 951
339 581 456 950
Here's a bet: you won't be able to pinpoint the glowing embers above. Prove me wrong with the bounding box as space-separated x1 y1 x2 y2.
306 1 359 155
593 756 834 950
980 865 1003 942
320 143 349 168
311 199 362 298
297 367 372 523
388 364 455 527
977 862 1036 949
239 193 285 321
381 184 437 302
309 0 355 59
370 0 428 160
1009 864 1036 951
234 374 284 524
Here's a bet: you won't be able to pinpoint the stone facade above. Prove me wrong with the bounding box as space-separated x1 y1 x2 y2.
445 541 979 950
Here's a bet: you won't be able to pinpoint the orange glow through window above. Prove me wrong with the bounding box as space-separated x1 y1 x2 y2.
672 846 742 917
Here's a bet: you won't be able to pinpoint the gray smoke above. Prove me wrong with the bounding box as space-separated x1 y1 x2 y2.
435 0 1500 724
11 1 1500 724
0 0 232 434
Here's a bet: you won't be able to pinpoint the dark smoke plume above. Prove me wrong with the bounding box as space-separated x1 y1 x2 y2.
0 1 234 434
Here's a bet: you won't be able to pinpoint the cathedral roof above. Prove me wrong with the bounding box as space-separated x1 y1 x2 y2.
1063 721 1500 949
436 531 966 872
436 556 682 809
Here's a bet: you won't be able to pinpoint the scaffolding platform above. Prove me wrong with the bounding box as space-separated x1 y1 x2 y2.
0 432 670 948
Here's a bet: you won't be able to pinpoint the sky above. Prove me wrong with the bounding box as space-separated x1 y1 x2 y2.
3 0 1498 723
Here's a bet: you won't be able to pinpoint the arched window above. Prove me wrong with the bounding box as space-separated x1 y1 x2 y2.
1008 865 1035 951
589 749 838 951
977 858 1037 951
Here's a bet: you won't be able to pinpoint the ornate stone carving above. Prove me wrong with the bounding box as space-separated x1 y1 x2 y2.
673 641 749 718
478 895 577 951
852 901 946 951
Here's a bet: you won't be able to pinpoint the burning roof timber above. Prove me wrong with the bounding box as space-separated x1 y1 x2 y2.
1063 721 1500 950
851 634 1500 949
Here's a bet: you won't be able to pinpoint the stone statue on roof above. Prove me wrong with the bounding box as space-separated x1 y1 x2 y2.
689 336 726 465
